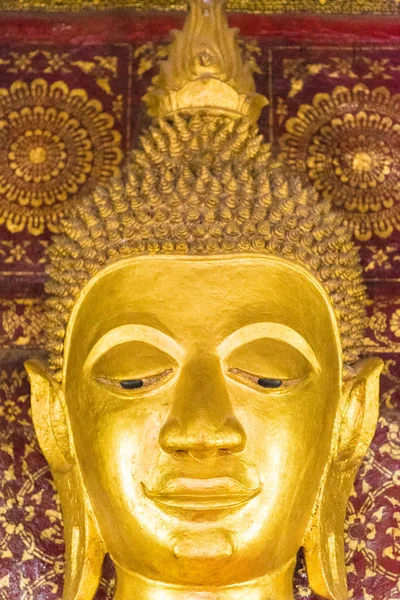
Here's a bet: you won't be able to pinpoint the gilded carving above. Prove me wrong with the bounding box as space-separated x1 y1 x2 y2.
134 42 170 79
0 239 48 266
0 358 395 597
276 97 288 125
134 38 263 84
112 94 124 121
0 298 46 347
362 58 393 81
20 2 386 599
365 300 400 353
328 57 358 80
364 245 400 272
280 84 400 241
70 55 119 95
0 79 123 235
283 58 329 99
0 5 397 600
2 50 120 96
142 3 267 121
390 309 400 338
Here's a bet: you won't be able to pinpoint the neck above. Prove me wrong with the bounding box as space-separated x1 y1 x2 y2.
113 560 296 600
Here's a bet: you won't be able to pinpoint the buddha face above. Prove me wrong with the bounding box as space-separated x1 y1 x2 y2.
62 254 343 587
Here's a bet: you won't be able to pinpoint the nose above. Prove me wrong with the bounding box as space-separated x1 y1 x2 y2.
159 355 246 459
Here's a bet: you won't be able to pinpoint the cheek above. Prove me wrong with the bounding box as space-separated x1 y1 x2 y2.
67 380 171 507
230 378 338 499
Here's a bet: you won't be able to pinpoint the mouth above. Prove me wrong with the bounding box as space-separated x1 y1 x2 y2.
142 477 261 510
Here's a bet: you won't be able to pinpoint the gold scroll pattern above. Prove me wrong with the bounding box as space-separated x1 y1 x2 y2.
0 77 123 236
0 239 48 266
280 84 400 242
280 57 400 101
0 0 399 13
0 299 46 349
0 364 398 598
1 50 123 101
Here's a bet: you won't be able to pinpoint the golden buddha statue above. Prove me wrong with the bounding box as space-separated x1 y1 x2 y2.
25 1 383 599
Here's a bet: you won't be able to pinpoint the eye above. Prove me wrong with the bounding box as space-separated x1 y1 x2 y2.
97 368 173 391
257 378 283 389
120 379 144 390
228 368 304 391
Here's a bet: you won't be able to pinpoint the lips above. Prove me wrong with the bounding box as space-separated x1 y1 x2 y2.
142 477 261 510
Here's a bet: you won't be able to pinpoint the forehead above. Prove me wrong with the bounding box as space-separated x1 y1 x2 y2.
65 256 341 373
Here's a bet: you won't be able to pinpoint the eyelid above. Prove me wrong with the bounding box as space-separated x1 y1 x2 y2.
228 367 308 391
84 325 185 374
96 368 174 391
218 323 320 373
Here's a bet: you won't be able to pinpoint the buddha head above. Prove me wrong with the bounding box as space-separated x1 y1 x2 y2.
26 2 382 600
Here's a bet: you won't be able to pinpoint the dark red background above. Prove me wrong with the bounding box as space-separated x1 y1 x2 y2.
0 10 399 599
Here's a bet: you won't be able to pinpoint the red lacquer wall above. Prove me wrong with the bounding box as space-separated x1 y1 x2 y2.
0 11 399 599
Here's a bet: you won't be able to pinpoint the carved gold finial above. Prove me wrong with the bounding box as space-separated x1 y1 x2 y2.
143 0 268 121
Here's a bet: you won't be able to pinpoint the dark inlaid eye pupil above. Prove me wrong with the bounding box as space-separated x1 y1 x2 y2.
120 379 144 390
257 378 283 389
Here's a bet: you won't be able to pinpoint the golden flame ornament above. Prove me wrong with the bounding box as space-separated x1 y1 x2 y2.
144 0 268 121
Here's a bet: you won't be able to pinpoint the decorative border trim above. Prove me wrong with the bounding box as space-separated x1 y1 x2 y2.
0 0 399 14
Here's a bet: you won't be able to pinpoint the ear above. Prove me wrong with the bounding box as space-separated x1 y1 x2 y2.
25 359 73 473
25 359 105 600
303 357 383 600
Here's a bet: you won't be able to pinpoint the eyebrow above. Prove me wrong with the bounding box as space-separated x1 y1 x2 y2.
217 322 320 372
84 324 185 371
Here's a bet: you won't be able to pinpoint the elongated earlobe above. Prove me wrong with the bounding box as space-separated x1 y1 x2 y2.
25 359 73 473
303 357 383 600
25 360 105 600
59 468 105 600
